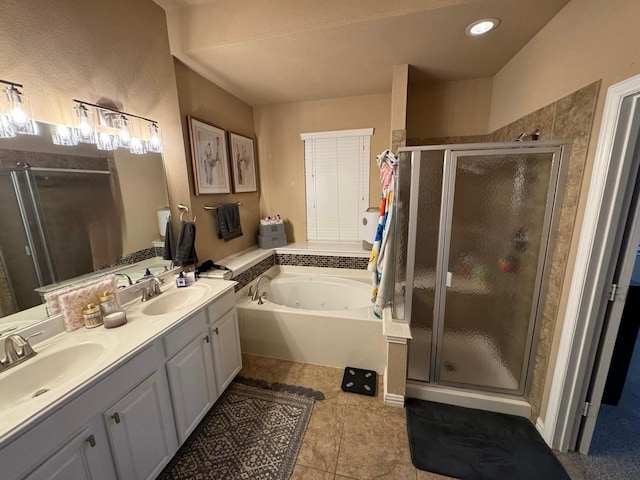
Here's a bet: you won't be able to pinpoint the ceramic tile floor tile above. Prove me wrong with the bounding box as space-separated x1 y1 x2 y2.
240 355 590 480
290 465 335 480
240 354 454 480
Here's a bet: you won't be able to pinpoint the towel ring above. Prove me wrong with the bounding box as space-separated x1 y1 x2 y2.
178 203 196 223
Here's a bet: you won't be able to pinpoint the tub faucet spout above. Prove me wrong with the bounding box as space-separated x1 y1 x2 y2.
251 274 271 301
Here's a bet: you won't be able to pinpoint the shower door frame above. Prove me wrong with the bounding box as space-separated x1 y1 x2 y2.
404 142 570 396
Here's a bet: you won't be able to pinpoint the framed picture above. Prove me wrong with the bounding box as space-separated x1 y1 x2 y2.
229 132 257 193
188 116 231 195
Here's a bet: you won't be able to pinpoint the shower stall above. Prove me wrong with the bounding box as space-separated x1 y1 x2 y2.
394 142 570 410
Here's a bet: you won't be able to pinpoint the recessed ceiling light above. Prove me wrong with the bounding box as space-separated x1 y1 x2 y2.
465 17 500 36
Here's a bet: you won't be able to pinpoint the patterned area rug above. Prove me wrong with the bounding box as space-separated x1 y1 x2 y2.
157 381 316 480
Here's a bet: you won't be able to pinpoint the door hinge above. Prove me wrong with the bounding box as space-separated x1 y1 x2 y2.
582 401 590 417
608 283 619 302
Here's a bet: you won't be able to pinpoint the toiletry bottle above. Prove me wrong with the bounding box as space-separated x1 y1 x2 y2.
99 291 127 328
99 291 120 316
82 303 103 328
176 271 189 288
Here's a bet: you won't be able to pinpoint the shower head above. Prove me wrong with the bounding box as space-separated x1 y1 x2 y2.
515 129 540 142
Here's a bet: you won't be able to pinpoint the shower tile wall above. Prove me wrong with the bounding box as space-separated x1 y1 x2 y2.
406 80 601 419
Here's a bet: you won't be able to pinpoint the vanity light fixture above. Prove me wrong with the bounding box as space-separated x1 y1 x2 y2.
0 79 36 136
465 17 500 36
72 99 163 155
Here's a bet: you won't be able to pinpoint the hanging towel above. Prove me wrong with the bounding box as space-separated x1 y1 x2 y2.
215 203 243 242
368 149 398 319
174 221 198 266
163 217 174 261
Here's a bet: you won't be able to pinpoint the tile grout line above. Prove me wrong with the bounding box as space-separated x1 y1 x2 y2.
333 398 348 478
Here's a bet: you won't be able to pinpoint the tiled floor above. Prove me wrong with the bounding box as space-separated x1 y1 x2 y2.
240 354 586 480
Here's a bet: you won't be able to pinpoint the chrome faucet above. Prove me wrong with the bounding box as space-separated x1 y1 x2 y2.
115 273 133 287
135 276 164 302
0 331 43 373
250 274 271 303
149 276 164 297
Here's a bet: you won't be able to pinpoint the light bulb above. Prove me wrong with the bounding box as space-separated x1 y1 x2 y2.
10 105 27 126
148 123 163 153
5 85 34 134
74 103 96 143
129 137 147 155
52 124 78 146
117 115 131 147
465 18 500 36
79 119 92 136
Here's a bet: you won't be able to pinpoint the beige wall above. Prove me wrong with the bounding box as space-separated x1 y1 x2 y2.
114 151 169 253
407 78 492 139
0 0 189 257
173 59 260 262
254 94 391 242
489 0 640 420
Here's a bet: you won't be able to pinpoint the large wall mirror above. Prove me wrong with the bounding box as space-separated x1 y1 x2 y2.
0 121 169 327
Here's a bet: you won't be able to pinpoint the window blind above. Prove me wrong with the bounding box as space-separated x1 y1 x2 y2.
302 129 371 242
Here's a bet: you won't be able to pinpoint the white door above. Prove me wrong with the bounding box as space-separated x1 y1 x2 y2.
573 96 640 453
25 422 116 480
104 370 176 480
210 309 242 393
166 332 217 444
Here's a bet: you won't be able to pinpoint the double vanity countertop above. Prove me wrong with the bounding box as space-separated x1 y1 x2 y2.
0 277 236 448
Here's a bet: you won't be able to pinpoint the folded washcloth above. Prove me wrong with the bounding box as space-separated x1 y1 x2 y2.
163 218 174 261
174 221 198 266
215 203 243 242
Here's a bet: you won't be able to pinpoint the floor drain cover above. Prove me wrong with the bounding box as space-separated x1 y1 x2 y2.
341 367 377 396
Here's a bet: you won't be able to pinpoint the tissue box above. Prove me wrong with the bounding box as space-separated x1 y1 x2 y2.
258 233 287 248
259 223 285 236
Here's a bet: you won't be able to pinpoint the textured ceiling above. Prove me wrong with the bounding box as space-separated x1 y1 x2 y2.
156 0 570 106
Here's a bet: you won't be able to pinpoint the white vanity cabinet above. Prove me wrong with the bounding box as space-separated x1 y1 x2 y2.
164 290 241 445
2 342 176 480
103 370 176 480
23 419 115 480
165 310 218 444
209 308 242 393
0 282 239 480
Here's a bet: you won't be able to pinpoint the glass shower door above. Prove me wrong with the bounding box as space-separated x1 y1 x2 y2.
434 148 561 394
406 151 444 382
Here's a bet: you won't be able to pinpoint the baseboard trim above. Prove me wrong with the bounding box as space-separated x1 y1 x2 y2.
536 417 545 437
384 392 405 407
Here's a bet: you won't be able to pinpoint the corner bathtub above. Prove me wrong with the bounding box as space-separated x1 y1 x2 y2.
236 269 386 373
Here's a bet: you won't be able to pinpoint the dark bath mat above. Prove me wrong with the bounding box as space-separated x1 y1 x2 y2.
341 367 376 396
406 398 570 480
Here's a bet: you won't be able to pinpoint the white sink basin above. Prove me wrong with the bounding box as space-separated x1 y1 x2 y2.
141 283 210 316
0 342 105 410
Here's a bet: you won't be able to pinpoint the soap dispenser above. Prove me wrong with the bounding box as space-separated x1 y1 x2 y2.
176 271 189 288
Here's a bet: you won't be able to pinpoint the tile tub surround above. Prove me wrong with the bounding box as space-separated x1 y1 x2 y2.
221 244 370 291
241 354 587 480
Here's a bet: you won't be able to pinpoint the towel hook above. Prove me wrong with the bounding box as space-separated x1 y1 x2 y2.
178 203 196 223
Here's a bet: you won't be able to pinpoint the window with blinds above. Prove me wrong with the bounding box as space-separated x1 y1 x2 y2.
301 128 372 242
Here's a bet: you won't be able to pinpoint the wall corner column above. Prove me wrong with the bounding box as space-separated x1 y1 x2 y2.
382 307 411 407
390 64 409 152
